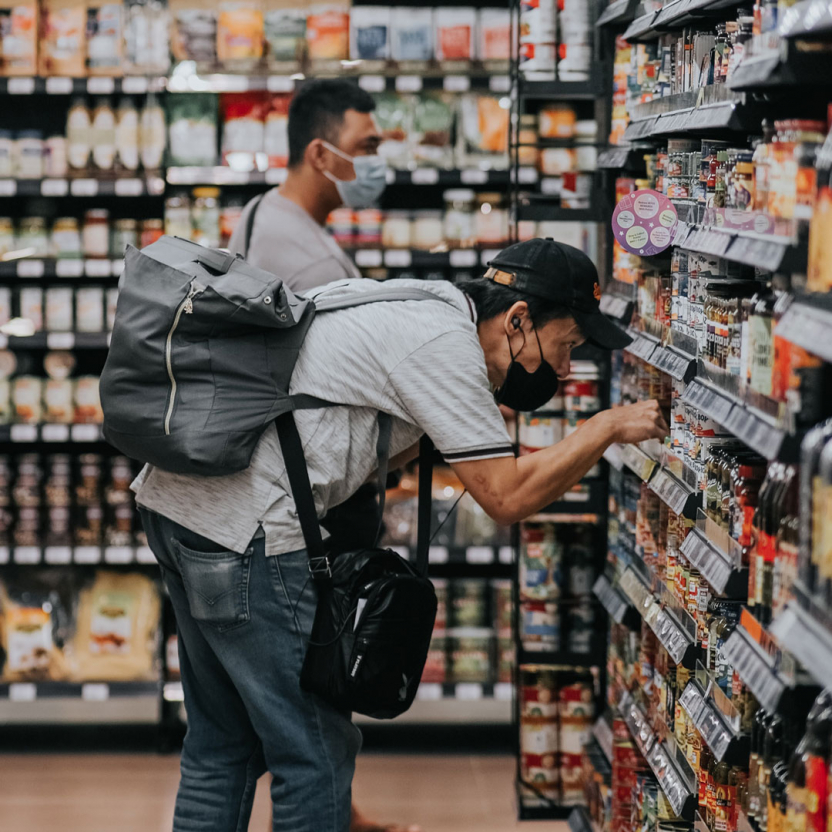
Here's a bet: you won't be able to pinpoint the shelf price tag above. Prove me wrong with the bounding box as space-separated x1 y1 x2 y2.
0 546 8 564
449 249 478 268
114 178 144 197
56 259 84 277
41 178 69 197
104 546 134 564
122 76 149 94
74 546 102 564
87 77 115 94
0 179 16 196
488 75 511 93
267 75 295 93
410 168 438 185
47 332 75 350
358 75 386 93
680 530 732 595
41 424 70 442
265 168 287 185
10 424 38 443
135 546 157 564
498 546 514 564
416 683 443 701
85 259 112 277
428 546 449 564
9 683 37 701
722 628 786 713
443 75 470 92
13 547 41 564
460 169 488 185
494 683 513 701
455 683 483 701
71 179 98 197
71 424 101 442
395 76 422 93
465 546 494 564
46 76 74 94
648 470 690 516
354 249 383 268
8 78 35 95
82 683 110 702
384 249 412 268
17 259 45 278
45 546 73 564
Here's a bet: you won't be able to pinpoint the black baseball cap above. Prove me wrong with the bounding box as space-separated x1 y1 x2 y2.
485 238 632 350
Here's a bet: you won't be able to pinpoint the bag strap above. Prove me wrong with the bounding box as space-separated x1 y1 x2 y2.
416 436 434 577
243 193 265 258
313 287 455 313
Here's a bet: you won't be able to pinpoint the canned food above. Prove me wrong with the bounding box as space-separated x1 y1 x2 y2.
450 578 489 628
520 524 562 600
12 377 43 424
45 286 74 332
563 379 600 412
519 414 563 454
448 627 493 683
521 600 559 648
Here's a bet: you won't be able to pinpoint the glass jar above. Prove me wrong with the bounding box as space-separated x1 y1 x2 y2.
518 114 539 168
140 218 164 248
45 135 68 178
67 98 92 171
381 211 412 249
443 189 476 249
82 209 110 258
0 130 13 177
17 217 49 257
475 193 508 247
165 194 192 240
51 218 83 259
575 119 598 171
91 98 116 172
140 99 167 171
192 187 221 249
111 219 138 259
45 286 74 332
328 207 355 248
0 217 15 258
15 130 44 179
355 208 382 248
411 210 444 250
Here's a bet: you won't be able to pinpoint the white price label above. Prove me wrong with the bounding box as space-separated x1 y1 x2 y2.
71 424 101 442
443 75 470 92
265 168 288 185
71 179 98 197
417 683 443 701
105 546 134 564
55 259 84 277
411 168 439 185
41 424 70 442
13 546 41 564
455 683 483 701
267 75 295 93
17 259 44 278
540 177 563 196
428 546 449 564
389 545 410 560
135 546 156 564
47 332 75 350
358 75 386 93
384 249 412 268
517 167 538 184
354 249 383 268
82 683 110 702
0 179 16 196
488 75 511 93
85 259 112 277
449 249 478 268
465 546 494 564
0 546 8 564
9 683 37 702
121 76 149 94
41 178 69 197
395 75 423 93
146 176 165 196
46 76 74 94
114 178 143 197
111 259 124 276
8 77 35 95
499 546 514 564
87 76 115 94
10 424 38 443
460 169 488 185
494 682 513 701
45 546 73 564
74 546 102 564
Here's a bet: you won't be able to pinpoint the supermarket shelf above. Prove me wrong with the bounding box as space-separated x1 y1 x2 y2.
728 39 832 90
618 566 700 667
593 573 640 628
775 296 832 364
0 544 156 566
0 176 165 198
624 0 756 41
625 327 696 382
0 258 123 279
678 679 748 763
597 147 644 170
0 681 161 724
515 202 604 223
771 593 832 693
385 544 514 567
349 248 503 271
599 292 634 323
166 166 514 188
518 646 604 667
537 480 608 515
619 690 697 819
679 526 747 598
722 615 791 713
592 714 614 764
0 332 111 350
780 0 832 39
596 0 641 27
0 423 104 444
623 11 662 41
519 77 605 100
516 781 573 821
0 75 167 96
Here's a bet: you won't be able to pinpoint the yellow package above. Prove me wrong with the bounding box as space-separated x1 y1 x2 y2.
0 0 38 76
217 0 264 63
477 95 509 154
305 0 349 61
39 0 86 76
1 597 69 682
71 571 160 682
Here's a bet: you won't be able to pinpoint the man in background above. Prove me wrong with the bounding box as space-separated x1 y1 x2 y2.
229 78 419 832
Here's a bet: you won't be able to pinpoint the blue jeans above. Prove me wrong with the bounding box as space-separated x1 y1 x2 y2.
140 509 361 832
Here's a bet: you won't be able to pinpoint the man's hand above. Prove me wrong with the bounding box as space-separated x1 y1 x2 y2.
603 400 669 445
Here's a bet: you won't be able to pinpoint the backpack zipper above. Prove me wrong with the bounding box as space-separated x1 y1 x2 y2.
164 281 204 436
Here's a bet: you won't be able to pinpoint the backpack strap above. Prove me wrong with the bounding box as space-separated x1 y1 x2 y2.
415 436 434 577
243 193 265 258
313 287 456 313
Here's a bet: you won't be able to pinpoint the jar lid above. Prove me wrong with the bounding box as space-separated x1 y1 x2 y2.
384 210 411 218
53 216 79 225
476 192 503 204
84 209 109 219
193 187 220 199
413 210 443 219
736 162 753 174
17 129 43 140
443 189 476 201
115 218 138 228
142 218 164 228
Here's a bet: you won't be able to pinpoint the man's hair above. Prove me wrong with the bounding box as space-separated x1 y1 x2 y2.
455 276 572 326
288 79 376 168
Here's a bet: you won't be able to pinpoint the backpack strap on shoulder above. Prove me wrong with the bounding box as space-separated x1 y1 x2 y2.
313 287 456 313
243 194 265 258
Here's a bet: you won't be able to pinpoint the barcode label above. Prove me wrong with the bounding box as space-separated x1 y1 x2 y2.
722 628 786 713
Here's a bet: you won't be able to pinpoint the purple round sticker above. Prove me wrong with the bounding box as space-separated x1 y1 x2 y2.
612 189 678 256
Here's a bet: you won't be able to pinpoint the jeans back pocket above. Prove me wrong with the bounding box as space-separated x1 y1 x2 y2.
173 539 252 632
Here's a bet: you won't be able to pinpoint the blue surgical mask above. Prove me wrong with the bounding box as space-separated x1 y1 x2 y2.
321 140 388 209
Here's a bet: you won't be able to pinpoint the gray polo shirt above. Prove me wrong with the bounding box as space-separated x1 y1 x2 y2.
132 278 514 556
228 189 361 290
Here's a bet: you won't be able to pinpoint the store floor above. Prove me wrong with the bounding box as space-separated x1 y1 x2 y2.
0 752 567 832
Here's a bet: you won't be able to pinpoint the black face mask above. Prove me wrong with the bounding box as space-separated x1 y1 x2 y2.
495 325 560 412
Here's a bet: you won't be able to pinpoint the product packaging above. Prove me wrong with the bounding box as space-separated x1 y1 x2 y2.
167 93 218 166
458 93 509 168
411 92 454 168
86 1 123 75
478 8 510 63
221 92 266 167
390 6 432 63
349 5 390 61
434 7 475 63
264 0 305 65
217 0 264 66
0 0 38 75
306 0 350 62
123 0 171 74
169 0 218 64
39 0 86 76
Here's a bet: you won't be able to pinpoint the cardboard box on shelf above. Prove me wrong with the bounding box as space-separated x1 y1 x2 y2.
0 0 38 76
39 0 86 76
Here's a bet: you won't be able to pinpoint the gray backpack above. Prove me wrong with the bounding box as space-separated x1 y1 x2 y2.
100 235 443 476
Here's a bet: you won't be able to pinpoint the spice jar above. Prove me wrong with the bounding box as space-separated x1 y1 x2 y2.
412 211 444 250
76 287 104 333
382 211 412 249
82 209 110 258
140 218 164 248
15 130 44 179
111 219 138 258
475 193 508 247
44 135 68 179
192 187 221 248
17 217 49 257
51 218 83 259
45 286 74 332
443 189 476 249
165 194 191 240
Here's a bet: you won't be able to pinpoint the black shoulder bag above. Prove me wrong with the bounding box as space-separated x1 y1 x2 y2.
276 411 438 720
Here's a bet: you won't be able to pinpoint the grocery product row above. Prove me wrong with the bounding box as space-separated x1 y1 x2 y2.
1 2 513 78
